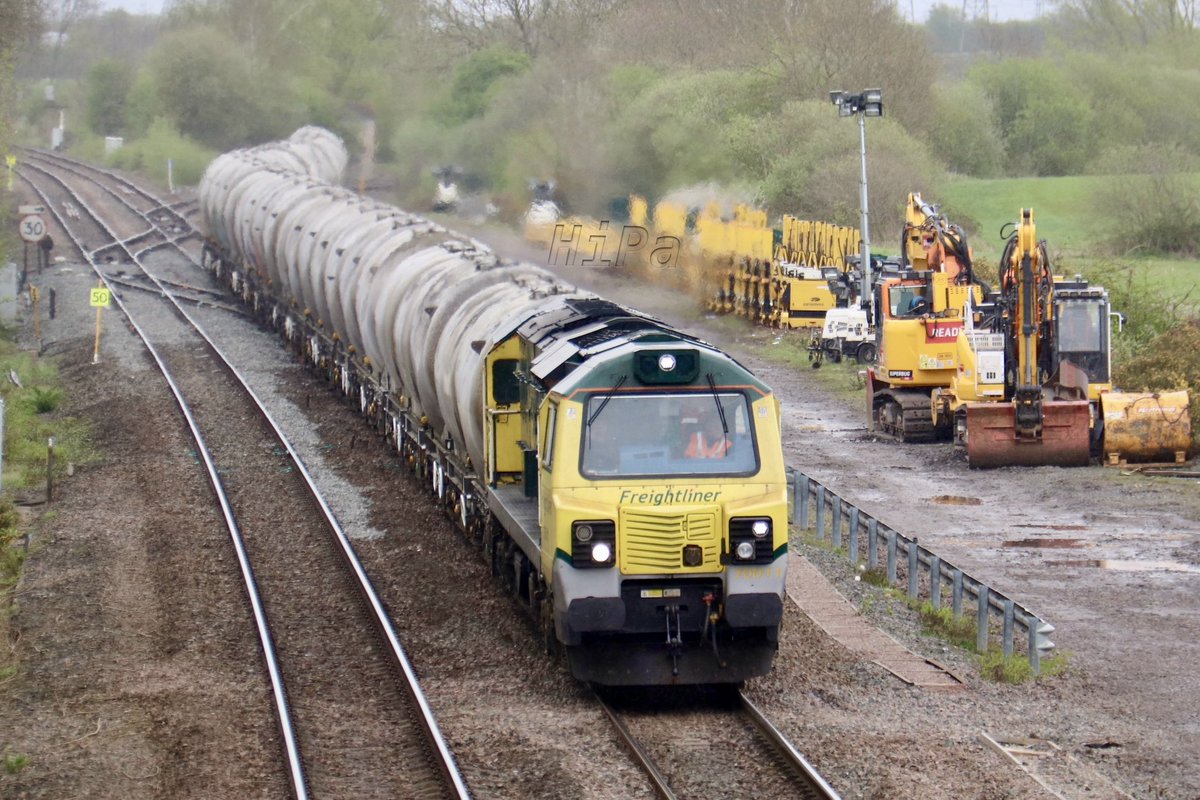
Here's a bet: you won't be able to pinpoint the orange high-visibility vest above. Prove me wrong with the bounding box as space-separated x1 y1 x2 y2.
685 431 730 458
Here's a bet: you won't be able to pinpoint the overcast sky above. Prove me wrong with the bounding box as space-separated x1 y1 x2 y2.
99 0 163 15
97 0 1045 23
906 0 1046 22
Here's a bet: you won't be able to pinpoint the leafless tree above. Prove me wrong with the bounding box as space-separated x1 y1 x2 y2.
1052 0 1197 45
43 0 98 73
426 0 626 57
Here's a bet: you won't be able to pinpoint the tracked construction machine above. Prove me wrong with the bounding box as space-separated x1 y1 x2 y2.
941 209 1191 467
865 193 983 441
869 206 1192 467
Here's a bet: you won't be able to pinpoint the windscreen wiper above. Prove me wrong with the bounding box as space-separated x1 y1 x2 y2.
587 374 627 431
705 373 729 438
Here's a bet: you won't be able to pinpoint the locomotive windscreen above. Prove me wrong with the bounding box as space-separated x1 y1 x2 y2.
581 392 759 478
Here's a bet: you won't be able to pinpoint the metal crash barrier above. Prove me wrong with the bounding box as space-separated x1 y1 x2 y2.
786 467 1055 674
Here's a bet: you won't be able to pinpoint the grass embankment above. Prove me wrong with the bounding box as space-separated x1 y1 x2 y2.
942 173 1200 305
0 338 94 686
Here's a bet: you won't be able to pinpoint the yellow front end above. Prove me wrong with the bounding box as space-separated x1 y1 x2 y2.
540 391 788 685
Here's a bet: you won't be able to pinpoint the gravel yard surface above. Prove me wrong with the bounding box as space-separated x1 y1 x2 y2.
1 179 1197 799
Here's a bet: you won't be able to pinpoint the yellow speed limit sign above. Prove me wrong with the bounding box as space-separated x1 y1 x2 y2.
90 287 111 308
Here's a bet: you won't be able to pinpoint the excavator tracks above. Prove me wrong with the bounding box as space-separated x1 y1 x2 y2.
874 391 942 443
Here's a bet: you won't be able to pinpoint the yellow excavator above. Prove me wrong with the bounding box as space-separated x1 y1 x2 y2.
865 194 985 441
934 209 1192 467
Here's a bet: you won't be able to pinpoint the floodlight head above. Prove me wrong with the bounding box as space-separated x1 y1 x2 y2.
862 87 883 116
838 103 854 117
829 90 846 106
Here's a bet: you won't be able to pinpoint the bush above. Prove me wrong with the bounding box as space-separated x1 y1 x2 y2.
144 26 297 150
758 101 946 232
84 59 133 136
968 58 1099 175
108 117 216 187
1092 144 1200 257
928 82 1005 178
437 45 532 126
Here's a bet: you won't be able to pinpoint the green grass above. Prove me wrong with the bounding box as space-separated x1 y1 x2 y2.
0 344 95 492
3 751 28 775
980 647 1070 684
941 174 1114 254
940 173 1200 316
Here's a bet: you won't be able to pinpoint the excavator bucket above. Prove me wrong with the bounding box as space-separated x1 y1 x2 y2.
1100 390 1193 466
966 400 1092 468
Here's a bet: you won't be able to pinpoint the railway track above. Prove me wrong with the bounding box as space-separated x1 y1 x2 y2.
597 686 841 799
15 151 850 799
18 154 470 799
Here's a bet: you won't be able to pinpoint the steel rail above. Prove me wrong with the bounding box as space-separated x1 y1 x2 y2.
19 168 313 800
593 690 677 800
19 166 471 799
739 691 843 800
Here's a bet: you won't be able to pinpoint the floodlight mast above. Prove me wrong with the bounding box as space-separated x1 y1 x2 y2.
830 88 883 323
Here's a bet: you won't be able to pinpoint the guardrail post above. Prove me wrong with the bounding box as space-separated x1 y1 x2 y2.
798 475 810 530
867 519 878 571
848 508 860 563
952 569 963 617
815 488 826 541
930 555 941 610
1002 599 1015 658
831 497 842 550
886 529 897 583
1028 616 1041 676
907 537 919 600
976 585 990 652
788 471 798 525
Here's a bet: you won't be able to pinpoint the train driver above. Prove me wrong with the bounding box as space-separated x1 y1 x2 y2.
684 410 732 459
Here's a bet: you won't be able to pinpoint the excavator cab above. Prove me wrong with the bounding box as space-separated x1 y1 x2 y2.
1051 285 1110 390
890 284 930 318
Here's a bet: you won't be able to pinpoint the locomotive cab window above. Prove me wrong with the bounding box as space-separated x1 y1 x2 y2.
581 392 759 478
541 404 557 469
491 358 520 406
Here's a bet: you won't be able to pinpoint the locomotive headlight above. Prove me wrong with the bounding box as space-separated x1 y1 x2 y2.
572 520 615 568
735 541 756 560
658 353 677 372
751 520 771 538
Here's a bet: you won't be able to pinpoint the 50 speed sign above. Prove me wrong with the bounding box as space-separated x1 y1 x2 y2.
19 214 46 243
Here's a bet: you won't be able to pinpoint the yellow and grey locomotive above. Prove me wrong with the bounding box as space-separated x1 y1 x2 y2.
199 128 789 685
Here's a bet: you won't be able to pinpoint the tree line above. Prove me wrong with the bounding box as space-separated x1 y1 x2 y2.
4 0 1200 255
